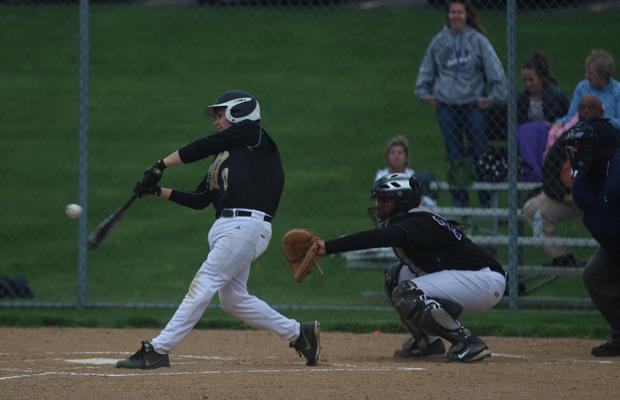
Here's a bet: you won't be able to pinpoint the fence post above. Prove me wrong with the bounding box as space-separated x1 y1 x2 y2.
78 0 90 307
506 0 519 310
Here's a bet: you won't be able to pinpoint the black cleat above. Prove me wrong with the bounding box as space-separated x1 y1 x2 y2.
290 321 320 366
393 336 446 359
116 341 170 369
591 342 620 357
446 335 491 363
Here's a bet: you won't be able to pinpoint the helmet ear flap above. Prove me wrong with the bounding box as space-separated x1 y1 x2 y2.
409 177 424 208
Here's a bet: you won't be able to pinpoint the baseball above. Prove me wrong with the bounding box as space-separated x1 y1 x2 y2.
65 203 83 219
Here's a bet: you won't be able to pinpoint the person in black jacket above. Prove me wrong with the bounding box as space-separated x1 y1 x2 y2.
317 173 505 362
115 90 320 369
565 118 620 357
522 96 604 267
517 52 570 125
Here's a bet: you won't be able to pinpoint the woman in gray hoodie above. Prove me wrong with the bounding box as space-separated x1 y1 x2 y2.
415 1 507 207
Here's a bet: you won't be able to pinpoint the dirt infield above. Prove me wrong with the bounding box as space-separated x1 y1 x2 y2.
0 327 617 400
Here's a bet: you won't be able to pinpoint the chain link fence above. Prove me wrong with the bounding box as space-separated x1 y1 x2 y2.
2 0 619 311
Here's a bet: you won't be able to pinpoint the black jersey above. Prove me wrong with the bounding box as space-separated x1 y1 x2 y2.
169 120 285 218
325 210 503 276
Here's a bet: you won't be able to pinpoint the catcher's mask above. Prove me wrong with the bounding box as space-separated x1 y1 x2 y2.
369 173 423 227
564 118 618 177
204 90 261 124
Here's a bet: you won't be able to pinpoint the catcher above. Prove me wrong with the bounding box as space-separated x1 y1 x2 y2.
285 173 505 362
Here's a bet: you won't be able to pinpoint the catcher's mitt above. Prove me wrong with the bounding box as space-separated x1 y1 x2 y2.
282 228 324 282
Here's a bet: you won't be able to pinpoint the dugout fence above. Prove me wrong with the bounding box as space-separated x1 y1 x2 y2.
2 0 619 313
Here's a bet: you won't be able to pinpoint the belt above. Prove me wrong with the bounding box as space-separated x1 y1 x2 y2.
221 208 272 222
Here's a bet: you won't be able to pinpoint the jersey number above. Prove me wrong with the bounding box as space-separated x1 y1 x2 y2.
432 215 462 240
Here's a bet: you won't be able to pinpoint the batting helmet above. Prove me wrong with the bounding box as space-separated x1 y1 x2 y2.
204 90 261 123
371 173 423 216
564 118 619 175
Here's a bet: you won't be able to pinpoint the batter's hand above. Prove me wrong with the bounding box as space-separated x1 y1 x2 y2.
133 181 161 198
141 159 167 188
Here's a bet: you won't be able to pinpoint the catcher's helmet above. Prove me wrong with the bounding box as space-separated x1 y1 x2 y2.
204 90 261 123
371 173 423 217
564 119 619 176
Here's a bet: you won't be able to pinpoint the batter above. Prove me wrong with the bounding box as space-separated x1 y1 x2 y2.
116 90 320 369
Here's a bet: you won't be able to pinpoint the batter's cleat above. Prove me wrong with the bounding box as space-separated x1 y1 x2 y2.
591 341 620 357
290 320 320 366
116 341 170 369
446 335 491 363
393 336 446 359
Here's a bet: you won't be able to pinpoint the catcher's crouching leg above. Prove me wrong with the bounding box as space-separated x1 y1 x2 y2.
385 264 445 358
390 281 491 362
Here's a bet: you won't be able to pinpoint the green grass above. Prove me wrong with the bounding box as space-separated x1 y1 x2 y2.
1 4 618 335
0 307 609 339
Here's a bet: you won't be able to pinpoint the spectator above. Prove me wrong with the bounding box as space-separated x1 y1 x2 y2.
415 0 507 208
564 119 620 357
545 95 606 156
374 135 415 181
375 135 437 207
517 52 570 126
522 96 604 267
556 49 620 129
516 52 570 181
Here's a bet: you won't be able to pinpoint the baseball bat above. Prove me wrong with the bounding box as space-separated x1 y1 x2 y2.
87 194 138 250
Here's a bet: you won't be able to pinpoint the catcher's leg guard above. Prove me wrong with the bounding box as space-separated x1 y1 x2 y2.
391 281 491 362
388 276 445 358
430 297 463 320
384 261 405 299
391 281 468 345
416 298 470 345
390 280 427 322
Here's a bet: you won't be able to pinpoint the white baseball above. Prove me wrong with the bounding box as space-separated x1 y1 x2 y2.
65 203 83 219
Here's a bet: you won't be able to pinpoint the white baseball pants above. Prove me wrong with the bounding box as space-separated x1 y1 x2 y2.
151 211 300 354
398 267 505 312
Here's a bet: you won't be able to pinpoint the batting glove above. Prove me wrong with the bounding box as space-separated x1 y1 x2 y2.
134 182 162 198
141 159 167 188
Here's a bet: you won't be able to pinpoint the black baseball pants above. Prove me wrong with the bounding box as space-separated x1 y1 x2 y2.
583 247 620 343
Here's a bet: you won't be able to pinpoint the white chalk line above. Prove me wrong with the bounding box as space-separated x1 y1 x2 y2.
0 366 425 381
65 358 118 366
41 351 237 360
492 353 528 359
0 372 56 381
541 359 614 365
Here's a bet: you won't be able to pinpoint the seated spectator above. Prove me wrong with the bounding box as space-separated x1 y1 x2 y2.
555 49 620 129
375 135 437 208
517 52 570 126
545 95 605 156
522 96 604 267
517 52 570 182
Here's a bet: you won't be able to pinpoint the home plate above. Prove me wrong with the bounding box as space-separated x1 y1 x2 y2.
65 358 119 365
